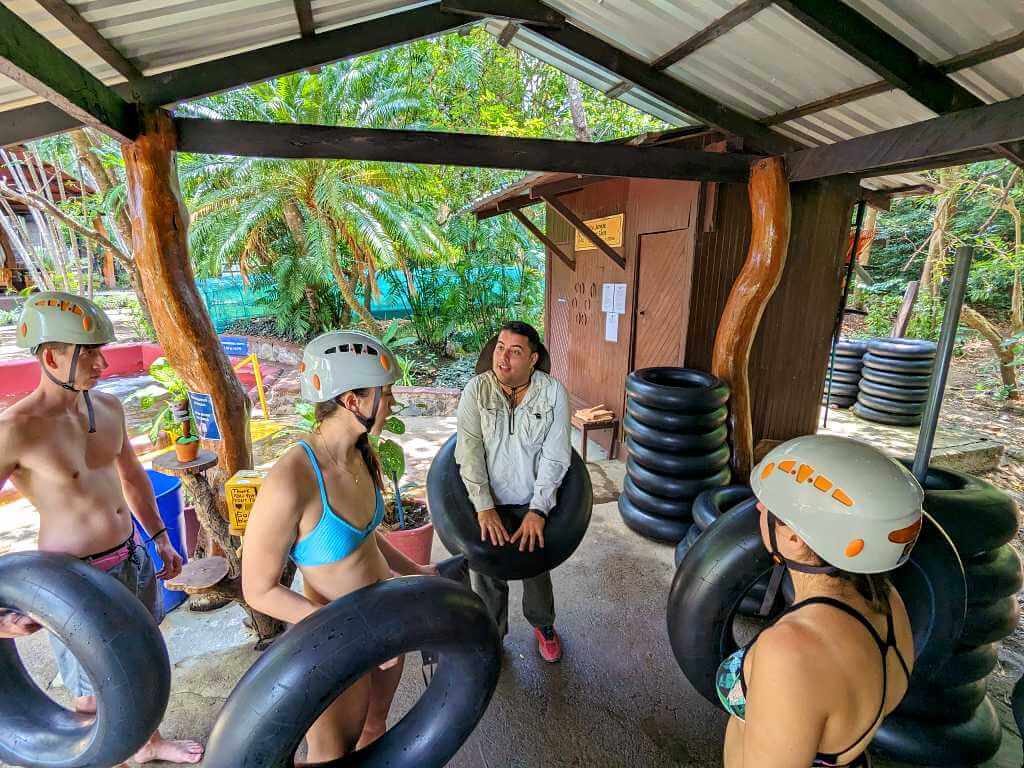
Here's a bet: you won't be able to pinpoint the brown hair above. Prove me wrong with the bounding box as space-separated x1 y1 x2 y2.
35 341 72 356
797 541 892 614
313 388 384 489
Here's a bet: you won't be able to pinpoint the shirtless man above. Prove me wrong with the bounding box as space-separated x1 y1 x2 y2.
0 292 204 765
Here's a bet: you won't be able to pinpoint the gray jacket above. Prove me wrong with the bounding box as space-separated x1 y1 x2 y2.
455 369 571 514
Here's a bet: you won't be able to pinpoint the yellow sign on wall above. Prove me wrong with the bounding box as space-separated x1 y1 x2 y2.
574 213 624 251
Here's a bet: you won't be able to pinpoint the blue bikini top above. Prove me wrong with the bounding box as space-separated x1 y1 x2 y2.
290 440 384 568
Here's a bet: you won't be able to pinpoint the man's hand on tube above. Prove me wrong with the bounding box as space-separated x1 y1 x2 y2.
477 508 509 547
510 511 546 553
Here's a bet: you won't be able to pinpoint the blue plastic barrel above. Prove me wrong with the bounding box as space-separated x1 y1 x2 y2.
139 469 189 613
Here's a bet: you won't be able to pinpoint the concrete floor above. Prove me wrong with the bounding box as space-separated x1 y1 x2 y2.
3 416 1021 767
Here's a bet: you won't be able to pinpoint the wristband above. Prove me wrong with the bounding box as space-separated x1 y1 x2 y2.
145 527 168 543
531 509 548 520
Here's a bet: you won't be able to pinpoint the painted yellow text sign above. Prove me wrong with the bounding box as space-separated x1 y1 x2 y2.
574 213 624 251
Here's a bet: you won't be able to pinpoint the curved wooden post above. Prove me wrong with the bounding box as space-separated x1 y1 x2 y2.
122 109 253 484
712 157 791 479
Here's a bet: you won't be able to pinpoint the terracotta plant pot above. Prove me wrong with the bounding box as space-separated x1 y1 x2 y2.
175 439 200 463
385 521 434 566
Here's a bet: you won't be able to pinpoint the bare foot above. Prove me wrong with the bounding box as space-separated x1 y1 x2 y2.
74 695 97 715
133 735 205 764
355 719 386 750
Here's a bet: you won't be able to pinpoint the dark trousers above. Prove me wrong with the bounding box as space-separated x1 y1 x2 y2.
470 568 555 638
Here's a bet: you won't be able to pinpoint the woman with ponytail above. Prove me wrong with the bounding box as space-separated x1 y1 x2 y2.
242 330 436 763
718 435 924 768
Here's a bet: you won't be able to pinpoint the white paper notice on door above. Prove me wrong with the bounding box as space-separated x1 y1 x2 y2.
601 283 614 312
613 283 627 314
605 311 619 342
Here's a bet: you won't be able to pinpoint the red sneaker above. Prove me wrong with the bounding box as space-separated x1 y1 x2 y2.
534 626 563 663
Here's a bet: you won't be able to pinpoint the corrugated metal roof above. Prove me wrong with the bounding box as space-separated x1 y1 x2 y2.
0 0 1020 192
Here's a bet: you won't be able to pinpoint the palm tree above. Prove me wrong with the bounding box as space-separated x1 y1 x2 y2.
177 56 452 331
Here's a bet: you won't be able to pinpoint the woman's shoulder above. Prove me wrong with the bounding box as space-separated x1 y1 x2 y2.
261 440 317 495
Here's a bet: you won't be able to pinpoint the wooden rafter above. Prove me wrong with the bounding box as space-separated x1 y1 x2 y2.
774 0 980 115
135 5 471 107
497 21 519 47
651 0 773 71
511 209 575 270
33 0 142 81
293 0 315 38
1 4 475 146
766 30 1024 126
784 93 1024 182
174 118 756 182
438 0 564 26
528 21 799 155
0 4 135 141
542 194 625 270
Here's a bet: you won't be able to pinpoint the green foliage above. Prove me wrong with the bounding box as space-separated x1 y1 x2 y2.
0 308 18 326
130 358 192 443
295 401 316 431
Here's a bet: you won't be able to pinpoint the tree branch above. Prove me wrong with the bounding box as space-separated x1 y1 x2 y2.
0 184 131 265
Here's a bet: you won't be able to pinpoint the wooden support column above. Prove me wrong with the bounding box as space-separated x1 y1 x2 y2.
712 157 791 478
122 109 253 486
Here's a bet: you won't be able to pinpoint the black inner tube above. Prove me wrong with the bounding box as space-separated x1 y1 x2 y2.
203 577 501 768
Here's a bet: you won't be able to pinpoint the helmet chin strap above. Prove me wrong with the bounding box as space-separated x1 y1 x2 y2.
40 344 96 433
344 387 382 431
758 511 838 616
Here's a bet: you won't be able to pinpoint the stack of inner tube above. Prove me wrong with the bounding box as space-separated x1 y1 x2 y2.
822 338 868 408
873 463 1021 767
674 485 792 617
619 368 731 543
854 339 936 426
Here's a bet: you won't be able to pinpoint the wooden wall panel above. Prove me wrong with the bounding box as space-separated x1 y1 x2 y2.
687 182 751 372
749 176 858 444
688 176 857 451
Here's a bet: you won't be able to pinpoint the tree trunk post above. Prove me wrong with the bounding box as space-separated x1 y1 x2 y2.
712 157 792 478
122 108 253 483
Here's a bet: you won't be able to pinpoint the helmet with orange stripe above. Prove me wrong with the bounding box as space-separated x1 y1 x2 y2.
17 292 116 434
751 435 924 574
299 330 399 429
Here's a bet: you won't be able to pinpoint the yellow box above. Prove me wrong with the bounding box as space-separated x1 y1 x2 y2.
225 470 266 536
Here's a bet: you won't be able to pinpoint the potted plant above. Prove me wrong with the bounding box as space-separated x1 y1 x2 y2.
132 358 192 450
373 415 434 565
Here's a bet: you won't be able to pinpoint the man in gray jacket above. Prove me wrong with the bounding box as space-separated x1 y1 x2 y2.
455 321 571 662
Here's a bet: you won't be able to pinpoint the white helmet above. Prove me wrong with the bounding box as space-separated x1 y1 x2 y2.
17 291 117 434
17 291 116 352
751 435 924 574
299 330 399 403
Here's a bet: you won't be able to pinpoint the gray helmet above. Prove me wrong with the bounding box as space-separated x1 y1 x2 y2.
17 291 116 352
300 330 400 403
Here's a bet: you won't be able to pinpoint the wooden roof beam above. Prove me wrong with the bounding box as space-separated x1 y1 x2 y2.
652 0 774 70
0 4 136 142
511 209 575 270
774 0 981 115
530 22 798 155
1 3 476 146
542 194 624 269
766 30 1024 126
785 93 1024 182
34 0 142 81
174 117 758 182
135 4 473 107
293 0 315 38
439 0 564 26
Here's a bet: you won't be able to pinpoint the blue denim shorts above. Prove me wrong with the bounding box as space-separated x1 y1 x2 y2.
49 542 163 698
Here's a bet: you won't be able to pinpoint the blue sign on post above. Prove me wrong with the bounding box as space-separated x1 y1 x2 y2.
219 335 249 357
187 391 221 441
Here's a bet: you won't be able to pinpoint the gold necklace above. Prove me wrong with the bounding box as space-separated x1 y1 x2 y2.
318 433 360 485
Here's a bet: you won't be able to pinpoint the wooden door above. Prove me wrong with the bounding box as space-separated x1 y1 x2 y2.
632 229 694 371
